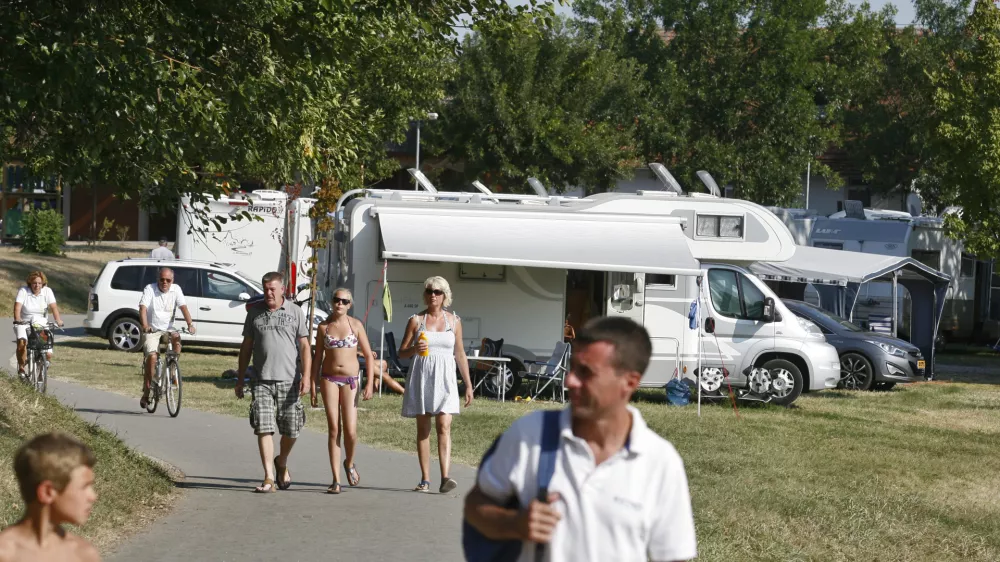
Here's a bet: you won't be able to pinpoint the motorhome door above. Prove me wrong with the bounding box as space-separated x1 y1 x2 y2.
702 268 776 384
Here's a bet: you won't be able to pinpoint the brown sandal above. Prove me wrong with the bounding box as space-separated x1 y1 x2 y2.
274 457 292 490
254 478 277 493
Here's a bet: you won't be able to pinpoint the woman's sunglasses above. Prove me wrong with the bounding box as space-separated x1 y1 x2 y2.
333 297 352 305
424 289 445 296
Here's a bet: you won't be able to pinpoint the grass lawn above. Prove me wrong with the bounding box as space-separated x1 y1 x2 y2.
0 372 175 553
0 246 144 314
52 336 1000 561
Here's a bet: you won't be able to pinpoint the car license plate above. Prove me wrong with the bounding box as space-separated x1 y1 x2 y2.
917 360 926 370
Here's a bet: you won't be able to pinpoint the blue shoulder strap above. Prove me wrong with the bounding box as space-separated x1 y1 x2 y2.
535 409 562 501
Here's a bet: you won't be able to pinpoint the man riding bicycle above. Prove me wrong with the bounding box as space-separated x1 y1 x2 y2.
138 267 195 409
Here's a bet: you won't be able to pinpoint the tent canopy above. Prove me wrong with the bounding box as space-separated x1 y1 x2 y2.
750 246 950 286
750 245 951 377
375 205 703 276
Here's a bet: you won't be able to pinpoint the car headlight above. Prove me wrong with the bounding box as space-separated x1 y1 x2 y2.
866 340 905 357
797 317 825 339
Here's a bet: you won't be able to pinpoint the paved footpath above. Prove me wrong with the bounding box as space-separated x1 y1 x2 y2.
2 316 475 561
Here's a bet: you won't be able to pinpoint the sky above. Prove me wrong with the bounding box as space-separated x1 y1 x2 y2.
507 1 918 25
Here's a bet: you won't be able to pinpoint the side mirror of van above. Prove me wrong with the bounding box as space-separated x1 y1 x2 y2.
762 297 775 323
704 317 715 334
238 292 250 301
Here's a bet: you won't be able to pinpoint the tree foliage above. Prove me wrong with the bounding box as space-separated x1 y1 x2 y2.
933 0 1000 257
427 17 647 194
0 0 550 211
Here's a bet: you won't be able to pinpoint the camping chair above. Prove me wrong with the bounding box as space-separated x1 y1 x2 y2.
381 331 409 377
470 338 505 397
519 342 571 402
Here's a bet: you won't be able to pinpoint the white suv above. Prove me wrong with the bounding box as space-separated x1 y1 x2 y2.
85 258 324 351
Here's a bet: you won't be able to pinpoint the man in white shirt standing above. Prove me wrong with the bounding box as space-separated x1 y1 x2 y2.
150 237 174 260
464 316 697 562
138 267 195 409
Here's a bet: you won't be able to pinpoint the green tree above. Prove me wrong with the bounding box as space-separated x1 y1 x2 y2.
428 17 647 194
0 0 551 214
933 0 1000 257
838 0 972 211
575 0 844 204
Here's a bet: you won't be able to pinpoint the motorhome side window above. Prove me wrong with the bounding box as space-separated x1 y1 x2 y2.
646 274 676 287
696 214 743 238
708 269 766 320
911 250 941 271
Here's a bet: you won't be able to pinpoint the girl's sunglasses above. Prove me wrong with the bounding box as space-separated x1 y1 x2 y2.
333 297 352 305
424 289 445 296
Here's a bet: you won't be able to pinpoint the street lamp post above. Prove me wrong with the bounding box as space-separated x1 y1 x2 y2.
415 111 439 172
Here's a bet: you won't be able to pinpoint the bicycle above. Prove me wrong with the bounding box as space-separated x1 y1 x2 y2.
13 321 61 394
142 329 187 417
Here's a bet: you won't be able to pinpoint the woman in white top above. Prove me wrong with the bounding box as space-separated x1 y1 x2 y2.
13 271 63 375
398 276 474 493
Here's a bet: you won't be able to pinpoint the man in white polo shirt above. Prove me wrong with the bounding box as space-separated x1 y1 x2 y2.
138 267 195 409
464 316 697 562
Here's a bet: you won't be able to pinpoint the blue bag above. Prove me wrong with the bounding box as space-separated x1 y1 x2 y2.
462 410 562 562
666 378 691 406
688 300 698 329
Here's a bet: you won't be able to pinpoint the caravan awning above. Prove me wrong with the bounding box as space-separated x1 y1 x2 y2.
374 206 702 275
749 245 950 286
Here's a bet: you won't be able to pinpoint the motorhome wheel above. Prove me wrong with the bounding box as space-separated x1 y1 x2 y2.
699 367 724 393
760 358 803 406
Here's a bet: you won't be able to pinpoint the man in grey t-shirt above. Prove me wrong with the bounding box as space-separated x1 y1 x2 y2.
236 271 312 493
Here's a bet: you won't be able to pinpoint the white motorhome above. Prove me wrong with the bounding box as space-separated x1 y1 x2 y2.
774 202 990 342
319 186 841 406
176 191 317 293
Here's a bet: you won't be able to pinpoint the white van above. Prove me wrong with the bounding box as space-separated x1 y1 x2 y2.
319 188 840 406
176 191 316 293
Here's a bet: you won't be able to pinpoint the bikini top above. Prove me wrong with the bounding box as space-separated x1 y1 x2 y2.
325 320 358 349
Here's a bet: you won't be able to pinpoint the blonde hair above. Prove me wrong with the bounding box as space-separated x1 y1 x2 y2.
26 271 47 286
424 276 453 308
15 432 96 504
333 287 353 301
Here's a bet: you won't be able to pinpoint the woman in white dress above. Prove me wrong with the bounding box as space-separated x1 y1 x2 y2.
398 276 473 493
13 271 63 376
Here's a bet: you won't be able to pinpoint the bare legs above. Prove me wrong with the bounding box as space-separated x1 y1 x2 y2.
256 433 296 490
15 339 26 372
321 378 359 486
415 413 453 484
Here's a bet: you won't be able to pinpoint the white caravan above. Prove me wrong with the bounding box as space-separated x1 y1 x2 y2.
319 187 841 406
176 191 317 293
773 202 988 341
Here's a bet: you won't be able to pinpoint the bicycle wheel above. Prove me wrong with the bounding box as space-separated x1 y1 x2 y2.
36 355 48 394
146 360 160 413
24 350 35 386
165 357 182 418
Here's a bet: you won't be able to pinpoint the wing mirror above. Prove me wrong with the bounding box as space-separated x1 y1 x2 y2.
238 292 250 301
763 297 775 323
704 317 715 334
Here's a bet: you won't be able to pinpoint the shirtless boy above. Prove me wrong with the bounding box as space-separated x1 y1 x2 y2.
0 432 100 562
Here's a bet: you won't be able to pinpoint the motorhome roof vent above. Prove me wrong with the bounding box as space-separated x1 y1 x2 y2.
843 200 866 220
695 171 722 197
406 168 439 193
648 163 685 195
527 178 548 197
636 190 678 197
906 192 922 217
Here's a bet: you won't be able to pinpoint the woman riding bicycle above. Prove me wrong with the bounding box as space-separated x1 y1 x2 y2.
13 271 63 377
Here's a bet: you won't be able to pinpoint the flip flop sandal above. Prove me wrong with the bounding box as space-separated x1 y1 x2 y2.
274 457 292 490
326 483 342 494
139 394 149 410
413 480 431 493
343 461 360 486
440 478 458 494
254 478 277 493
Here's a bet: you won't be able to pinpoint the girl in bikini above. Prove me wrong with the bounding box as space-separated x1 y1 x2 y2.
311 288 375 494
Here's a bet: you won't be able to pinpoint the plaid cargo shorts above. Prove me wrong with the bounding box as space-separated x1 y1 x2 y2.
249 380 305 438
